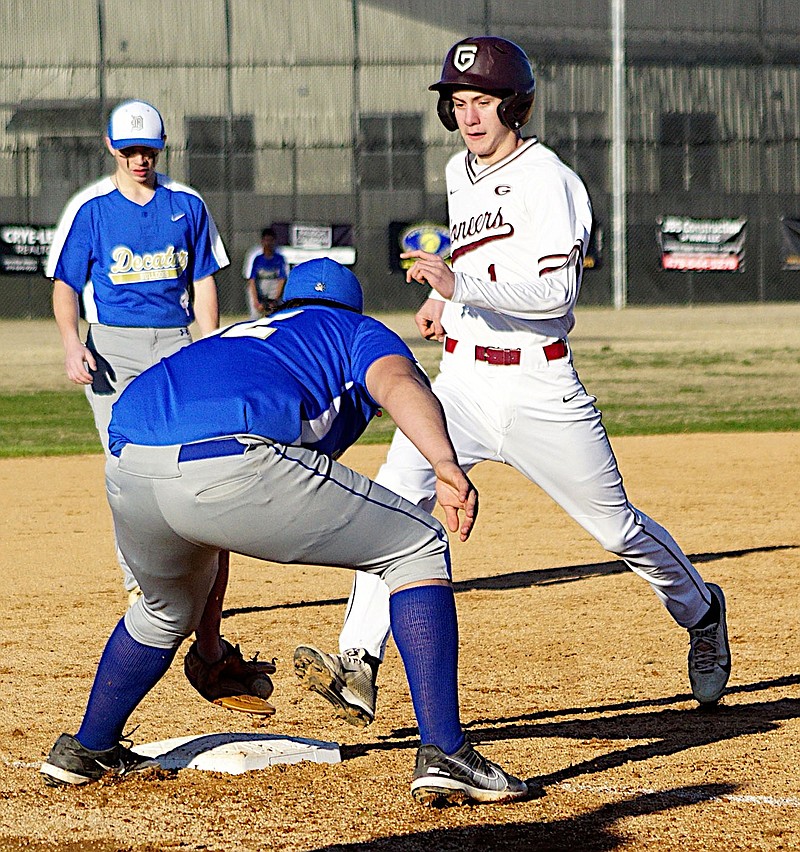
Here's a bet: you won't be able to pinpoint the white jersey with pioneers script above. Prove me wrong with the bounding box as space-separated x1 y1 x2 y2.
442 137 592 349
338 134 716 661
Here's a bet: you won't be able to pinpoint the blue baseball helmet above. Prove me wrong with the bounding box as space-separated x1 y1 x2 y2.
282 258 363 313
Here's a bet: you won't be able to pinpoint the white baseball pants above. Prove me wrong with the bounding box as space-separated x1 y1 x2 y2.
339 349 713 660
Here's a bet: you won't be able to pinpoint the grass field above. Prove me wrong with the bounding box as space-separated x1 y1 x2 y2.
1 303 798 456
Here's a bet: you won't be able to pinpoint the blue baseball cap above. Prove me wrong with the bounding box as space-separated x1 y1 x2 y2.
283 258 363 313
107 100 166 150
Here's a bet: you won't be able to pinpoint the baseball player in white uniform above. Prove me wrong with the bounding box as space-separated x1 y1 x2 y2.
294 36 731 726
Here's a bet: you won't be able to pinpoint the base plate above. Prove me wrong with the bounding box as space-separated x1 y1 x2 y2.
133 732 341 775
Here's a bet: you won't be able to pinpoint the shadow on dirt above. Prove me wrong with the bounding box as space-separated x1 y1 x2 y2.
221 544 797 618
344 674 800 793
217 546 796 851
310 783 737 851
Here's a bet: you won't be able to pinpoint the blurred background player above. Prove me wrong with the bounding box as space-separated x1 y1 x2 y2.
242 226 287 318
294 36 731 726
40 258 527 807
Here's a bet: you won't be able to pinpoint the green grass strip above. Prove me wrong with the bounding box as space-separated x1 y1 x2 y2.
1 377 797 458
0 391 100 457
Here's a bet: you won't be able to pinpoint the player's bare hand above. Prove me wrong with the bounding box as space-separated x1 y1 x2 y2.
414 298 446 342
433 461 478 542
401 250 456 299
64 340 96 385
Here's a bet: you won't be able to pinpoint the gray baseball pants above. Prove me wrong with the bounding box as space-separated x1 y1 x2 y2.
108 437 452 649
86 323 192 592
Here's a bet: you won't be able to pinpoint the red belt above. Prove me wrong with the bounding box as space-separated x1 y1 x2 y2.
444 336 567 365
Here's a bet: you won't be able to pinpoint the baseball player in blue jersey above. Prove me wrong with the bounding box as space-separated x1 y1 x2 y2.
294 37 731 726
49 98 228 601
243 226 288 318
46 99 265 709
39 258 527 807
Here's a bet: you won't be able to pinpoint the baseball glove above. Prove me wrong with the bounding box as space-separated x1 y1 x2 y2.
184 638 277 716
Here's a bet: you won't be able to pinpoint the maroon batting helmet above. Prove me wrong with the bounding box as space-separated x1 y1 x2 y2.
430 36 535 132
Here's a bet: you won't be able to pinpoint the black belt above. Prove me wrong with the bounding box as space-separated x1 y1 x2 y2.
178 438 249 462
444 336 568 365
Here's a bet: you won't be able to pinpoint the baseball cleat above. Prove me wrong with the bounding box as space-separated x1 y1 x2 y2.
688 582 731 705
40 733 159 786
293 645 377 727
410 739 529 807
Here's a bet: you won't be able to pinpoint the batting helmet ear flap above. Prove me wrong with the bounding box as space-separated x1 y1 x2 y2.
436 90 534 133
497 90 535 131
436 95 459 132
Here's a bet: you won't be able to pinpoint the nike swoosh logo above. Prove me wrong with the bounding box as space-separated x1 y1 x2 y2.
171 213 186 221
448 189 460 195
562 390 581 403
435 755 504 785
96 758 127 773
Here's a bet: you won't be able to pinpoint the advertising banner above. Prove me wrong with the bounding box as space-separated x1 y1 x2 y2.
780 217 800 271
0 224 55 274
269 222 355 267
657 216 746 272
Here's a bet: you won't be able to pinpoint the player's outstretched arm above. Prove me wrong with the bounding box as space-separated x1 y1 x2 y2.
365 355 477 541
52 279 95 385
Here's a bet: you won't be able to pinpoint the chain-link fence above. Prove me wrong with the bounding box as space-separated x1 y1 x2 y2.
1 0 799 316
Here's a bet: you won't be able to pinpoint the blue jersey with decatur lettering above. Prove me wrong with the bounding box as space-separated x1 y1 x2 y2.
45 174 229 327
108 305 415 458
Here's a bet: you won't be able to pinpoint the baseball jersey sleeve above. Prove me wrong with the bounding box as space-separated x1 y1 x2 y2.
47 204 93 292
156 177 229 279
187 196 229 280
277 251 288 280
45 177 114 289
349 318 416 403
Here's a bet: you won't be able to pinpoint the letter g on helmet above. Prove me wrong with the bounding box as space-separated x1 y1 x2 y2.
430 36 536 132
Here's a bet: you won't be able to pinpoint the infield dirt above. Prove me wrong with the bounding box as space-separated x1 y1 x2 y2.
0 310 799 850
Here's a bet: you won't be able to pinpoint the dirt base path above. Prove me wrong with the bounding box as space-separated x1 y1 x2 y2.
1 433 799 850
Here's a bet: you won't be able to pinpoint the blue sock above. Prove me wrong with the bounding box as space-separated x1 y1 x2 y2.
390 584 464 755
76 618 177 751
